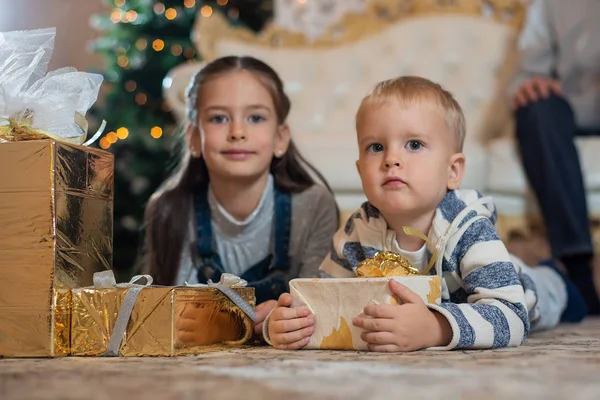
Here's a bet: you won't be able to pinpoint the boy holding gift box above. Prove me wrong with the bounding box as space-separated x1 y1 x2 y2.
265 76 588 351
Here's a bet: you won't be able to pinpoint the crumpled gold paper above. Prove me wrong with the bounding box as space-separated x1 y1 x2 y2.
356 226 440 278
0 108 98 146
356 251 420 277
71 286 255 357
0 140 113 357
53 288 73 356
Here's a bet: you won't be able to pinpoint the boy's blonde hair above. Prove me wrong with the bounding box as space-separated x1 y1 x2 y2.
356 76 466 151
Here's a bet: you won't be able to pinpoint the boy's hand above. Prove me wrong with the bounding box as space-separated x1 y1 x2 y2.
353 279 452 352
254 300 277 340
268 293 314 350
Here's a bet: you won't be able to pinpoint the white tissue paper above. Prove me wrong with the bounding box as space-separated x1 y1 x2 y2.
0 27 104 145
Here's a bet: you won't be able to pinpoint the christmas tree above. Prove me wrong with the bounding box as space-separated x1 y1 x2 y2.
90 0 272 279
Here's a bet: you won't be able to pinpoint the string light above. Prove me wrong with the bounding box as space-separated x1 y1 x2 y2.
150 126 163 139
110 9 122 23
136 38 147 50
228 8 239 18
217 0 228 5
171 44 183 56
165 8 177 20
99 137 111 149
117 55 129 67
154 2 165 14
115 0 126 6
125 10 138 22
184 48 195 59
201 5 213 17
125 80 137 92
152 39 165 51
184 0 196 8
135 93 148 105
116 127 129 139
106 132 118 144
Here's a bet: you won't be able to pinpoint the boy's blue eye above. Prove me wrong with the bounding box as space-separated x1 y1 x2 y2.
406 140 423 151
367 143 384 152
248 114 265 123
209 115 228 124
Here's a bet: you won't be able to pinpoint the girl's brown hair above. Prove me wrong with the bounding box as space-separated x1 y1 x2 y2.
142 56 336 285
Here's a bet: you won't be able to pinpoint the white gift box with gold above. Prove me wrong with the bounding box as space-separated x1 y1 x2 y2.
290 244 444 351
290 275 442 351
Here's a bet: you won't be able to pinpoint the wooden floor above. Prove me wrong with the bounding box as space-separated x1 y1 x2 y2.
1 319 599 400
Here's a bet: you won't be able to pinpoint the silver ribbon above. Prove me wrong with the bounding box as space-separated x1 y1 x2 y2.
82 119 107 146
91 270 153 357
186 273 256 322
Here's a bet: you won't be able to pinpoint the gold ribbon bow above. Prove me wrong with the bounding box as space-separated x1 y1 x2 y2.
356 226 439 277
0 108 105 146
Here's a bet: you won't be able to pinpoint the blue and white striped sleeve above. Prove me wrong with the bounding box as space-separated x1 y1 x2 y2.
428 218 530 350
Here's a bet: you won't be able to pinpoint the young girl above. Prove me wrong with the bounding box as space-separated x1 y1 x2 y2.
142 56 339 338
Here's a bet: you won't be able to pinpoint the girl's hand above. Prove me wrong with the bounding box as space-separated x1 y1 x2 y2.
253 300 277 340
268 293 314 350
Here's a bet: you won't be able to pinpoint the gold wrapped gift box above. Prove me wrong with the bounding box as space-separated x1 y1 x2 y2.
0 140 113 357
71 286 255 357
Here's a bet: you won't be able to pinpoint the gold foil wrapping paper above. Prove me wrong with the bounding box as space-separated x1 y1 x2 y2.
71 286 255 357
356 251 420 277
290 276 442 351
53 288 73 356
0 140 113 357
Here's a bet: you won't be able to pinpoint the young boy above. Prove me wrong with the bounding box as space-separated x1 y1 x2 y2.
264 76 587 351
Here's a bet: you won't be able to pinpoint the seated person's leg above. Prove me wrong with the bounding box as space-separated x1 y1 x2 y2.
514 93 600 314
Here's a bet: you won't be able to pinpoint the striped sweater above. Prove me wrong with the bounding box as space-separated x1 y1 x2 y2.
318 189 536 350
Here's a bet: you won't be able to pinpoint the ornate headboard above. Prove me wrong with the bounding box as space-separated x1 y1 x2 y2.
163 0 526 210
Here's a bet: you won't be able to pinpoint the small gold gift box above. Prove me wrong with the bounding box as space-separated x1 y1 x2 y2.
71 273 256 357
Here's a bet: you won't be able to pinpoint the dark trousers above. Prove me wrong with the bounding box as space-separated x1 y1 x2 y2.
515 94 598 261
